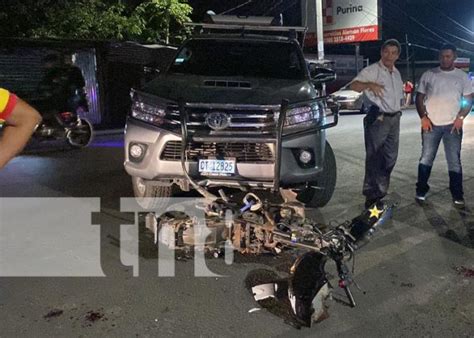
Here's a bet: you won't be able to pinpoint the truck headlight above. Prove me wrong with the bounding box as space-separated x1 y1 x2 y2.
130 99 166 126
284 103 322 127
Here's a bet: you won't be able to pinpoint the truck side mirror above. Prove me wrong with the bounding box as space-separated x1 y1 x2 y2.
309 66 336 84
143 66 160 82
144 66 160 75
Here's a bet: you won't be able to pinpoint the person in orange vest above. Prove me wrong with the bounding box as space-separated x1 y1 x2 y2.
403 80 414 106
0 88 42 169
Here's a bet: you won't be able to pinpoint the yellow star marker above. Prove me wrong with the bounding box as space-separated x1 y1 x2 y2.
368 205 382 219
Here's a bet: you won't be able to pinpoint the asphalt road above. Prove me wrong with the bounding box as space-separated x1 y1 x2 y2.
0 109 473 337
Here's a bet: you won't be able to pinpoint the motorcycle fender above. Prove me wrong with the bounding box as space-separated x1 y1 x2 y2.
288 251 329 326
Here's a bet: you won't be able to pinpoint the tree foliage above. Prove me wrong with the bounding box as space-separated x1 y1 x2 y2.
132 0 193 44
0 0 192 44
29 0 136 40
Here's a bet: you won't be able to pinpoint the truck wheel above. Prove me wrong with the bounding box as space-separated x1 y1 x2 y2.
132 176 177 210
296 141 337 208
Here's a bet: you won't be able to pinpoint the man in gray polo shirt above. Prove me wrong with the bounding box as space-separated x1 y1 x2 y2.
350 39 404 208
415 43 473 207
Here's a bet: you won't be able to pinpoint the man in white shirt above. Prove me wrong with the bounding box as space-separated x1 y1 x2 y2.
415 44 473 207
350 39 404 208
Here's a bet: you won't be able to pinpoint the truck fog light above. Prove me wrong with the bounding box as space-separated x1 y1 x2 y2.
129 143 147 162
299 150 313 164
130 144 144 158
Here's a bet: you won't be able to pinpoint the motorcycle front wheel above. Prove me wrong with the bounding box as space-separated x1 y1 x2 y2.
67 118 94 148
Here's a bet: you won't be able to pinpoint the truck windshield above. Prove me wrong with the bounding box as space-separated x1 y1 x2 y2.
168 39 307 80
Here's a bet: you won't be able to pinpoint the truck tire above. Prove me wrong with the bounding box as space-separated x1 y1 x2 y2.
132 176 176 210
296 141 337 208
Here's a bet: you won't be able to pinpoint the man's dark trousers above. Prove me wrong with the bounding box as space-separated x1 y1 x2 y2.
363 112 401 203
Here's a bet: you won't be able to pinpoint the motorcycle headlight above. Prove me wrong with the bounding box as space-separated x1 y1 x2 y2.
284 103 322 127
130 97 166 126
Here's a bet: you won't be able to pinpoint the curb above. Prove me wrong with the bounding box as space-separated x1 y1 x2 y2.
94 128 124 136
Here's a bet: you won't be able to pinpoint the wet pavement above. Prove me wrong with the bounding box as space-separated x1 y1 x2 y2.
0 109 473 336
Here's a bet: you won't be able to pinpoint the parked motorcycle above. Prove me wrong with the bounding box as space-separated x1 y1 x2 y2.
33 56 94 148
33 108 94 148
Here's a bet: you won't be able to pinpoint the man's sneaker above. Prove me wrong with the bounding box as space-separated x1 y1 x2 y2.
365 198 379 209
443 229 462 243
453 199 465 207
415 193 426 202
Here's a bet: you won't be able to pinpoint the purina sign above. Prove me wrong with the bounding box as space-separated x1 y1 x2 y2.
303 0 380 46
323 0 379 44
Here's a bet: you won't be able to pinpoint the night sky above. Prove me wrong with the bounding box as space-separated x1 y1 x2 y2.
187 0 474 61
380 0 474 59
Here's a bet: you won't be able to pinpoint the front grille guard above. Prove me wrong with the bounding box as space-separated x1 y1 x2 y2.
161 141 274 162
178 99 339 199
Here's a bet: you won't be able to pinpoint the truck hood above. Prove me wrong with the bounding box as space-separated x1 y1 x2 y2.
142 74 317 105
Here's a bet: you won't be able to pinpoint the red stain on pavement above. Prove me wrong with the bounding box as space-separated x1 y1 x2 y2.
453 266 474 278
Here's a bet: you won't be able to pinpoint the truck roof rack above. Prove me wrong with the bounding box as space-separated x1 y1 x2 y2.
207 15 276 26
185 15 307 45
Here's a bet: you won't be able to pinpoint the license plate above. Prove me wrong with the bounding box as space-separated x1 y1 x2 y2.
198 159 235 176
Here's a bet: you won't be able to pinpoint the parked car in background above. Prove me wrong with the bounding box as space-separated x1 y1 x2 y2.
330 84 363 112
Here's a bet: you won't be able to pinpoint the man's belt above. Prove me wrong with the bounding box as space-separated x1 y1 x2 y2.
381 111 402 117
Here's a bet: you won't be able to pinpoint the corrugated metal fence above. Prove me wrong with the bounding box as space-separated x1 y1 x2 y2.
73 50 101 124
0 47 44 98
0 47 101 124
0 40 177 127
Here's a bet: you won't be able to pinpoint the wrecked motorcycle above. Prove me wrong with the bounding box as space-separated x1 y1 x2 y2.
144 191 399 327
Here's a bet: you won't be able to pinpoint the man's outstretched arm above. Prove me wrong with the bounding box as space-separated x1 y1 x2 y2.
349 80 385 97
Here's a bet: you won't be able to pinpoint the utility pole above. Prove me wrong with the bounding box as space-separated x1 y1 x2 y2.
405 33 410 80
301 0 325 60
315 0 324 61
355 43 360 73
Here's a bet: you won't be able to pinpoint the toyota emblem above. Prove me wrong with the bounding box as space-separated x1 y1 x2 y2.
205 112 231 131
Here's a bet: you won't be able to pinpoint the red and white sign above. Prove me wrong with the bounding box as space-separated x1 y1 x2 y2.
324 25 378 44
323 0 379 44
454 57 470 72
